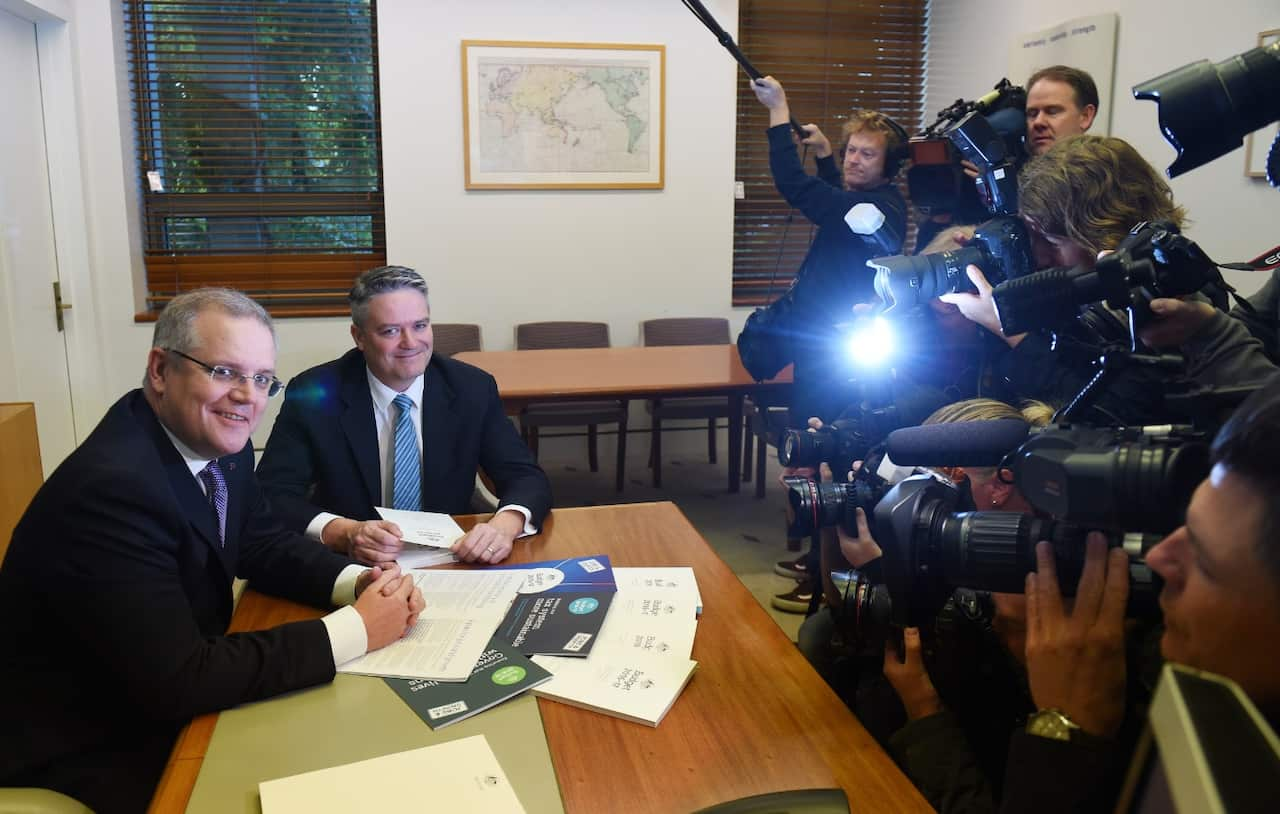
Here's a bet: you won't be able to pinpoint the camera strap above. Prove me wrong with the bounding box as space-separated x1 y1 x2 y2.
1219 244 1280 273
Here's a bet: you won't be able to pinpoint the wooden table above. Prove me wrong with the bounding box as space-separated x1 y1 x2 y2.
149 503 928 814
454 345 792 493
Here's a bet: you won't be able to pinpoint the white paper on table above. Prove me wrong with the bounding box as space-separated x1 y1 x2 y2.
612 567 703 616
259 735 525 813
337 570 523 681
594 590 699 661
375 506 465 547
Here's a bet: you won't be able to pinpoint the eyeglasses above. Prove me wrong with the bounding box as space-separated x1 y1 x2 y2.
166 348 284 398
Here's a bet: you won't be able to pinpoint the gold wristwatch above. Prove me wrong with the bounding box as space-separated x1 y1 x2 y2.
1026 708 1081 741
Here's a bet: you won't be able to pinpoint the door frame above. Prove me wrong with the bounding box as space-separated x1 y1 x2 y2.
1 0 107 450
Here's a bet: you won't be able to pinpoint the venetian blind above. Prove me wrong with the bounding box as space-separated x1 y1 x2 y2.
733 0 927 306
124 0 385 318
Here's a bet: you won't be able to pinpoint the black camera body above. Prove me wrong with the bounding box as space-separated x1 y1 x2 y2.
992 221 1228 336
869 215 1035 312
863 422 1209 628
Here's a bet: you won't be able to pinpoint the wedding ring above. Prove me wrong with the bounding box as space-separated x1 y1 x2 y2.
486 545 496 553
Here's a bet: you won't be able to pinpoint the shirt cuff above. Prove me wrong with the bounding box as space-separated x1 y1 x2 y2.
498 504 537 537
331 563 365 606
321 605 369 668
306 511 343 542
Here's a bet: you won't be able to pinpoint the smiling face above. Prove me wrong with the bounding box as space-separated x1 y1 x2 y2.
146 311 276 459
351 288 433 392
842 130 888 191
1145 464 1280 707
1025 78 1097 156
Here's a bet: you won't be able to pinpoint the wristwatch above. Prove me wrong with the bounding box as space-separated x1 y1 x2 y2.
1026 708 1081 741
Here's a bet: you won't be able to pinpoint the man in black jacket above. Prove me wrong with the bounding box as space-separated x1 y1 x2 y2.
0 289 423 813
257 266 551 567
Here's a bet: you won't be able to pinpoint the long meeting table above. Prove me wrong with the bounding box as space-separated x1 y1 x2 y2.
148 502 929 813
453 345 793 493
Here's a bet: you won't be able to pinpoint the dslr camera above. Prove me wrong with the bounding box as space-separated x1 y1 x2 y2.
867 215 1036 312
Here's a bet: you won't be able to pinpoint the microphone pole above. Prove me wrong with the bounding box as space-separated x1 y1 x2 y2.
680 0 808 140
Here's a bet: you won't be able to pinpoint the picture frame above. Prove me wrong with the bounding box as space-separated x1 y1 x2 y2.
461 40 665 190
1245 29 1279 179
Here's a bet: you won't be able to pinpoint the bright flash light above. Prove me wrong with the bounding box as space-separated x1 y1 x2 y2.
847 317 895 367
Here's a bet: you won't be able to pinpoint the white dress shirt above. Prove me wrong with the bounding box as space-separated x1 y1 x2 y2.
305 369 534 539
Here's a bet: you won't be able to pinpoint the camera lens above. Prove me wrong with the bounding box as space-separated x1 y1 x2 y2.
783 477 848 537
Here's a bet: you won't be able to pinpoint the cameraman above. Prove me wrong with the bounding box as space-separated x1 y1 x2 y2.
1023 65 1098 156
1139 266 1280 387
941 135 1196 424
748 75 908 424
1001 371 1280 812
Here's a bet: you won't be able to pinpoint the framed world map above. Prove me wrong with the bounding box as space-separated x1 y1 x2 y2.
462 40 665 189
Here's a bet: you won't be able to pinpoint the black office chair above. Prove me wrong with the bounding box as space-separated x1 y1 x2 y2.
691 788 850 814
515 321 629 492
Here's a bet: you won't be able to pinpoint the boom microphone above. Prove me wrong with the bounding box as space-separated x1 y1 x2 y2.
884 419 1032 466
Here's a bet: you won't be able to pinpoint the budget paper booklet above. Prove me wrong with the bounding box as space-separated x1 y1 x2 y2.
337 569 523 681
492 555 617 658
385 635 551 729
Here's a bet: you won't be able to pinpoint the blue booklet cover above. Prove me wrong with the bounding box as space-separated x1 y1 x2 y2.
493 555 617 658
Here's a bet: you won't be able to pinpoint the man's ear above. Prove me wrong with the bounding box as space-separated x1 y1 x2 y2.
988 471 1017 508
1079 103 1098 132
146 347 169 395
350 322 364 350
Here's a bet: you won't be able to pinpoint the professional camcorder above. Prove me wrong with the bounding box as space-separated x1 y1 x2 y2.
861 421 1211 627
868 216 1035 312
907 79 1027 217
991 221 1234 336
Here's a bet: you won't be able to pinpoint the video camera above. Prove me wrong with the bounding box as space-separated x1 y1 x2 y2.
858 421 1210 628
990 221 1234 336
868 215 1036 312
907 79 1027 217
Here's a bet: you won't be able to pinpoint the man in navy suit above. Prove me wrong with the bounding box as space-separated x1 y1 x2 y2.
257 266 551 566
0 289 425 813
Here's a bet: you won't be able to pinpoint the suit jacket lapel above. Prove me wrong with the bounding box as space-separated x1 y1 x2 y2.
339 353 383 507
420 360 460 503
133 394 231 568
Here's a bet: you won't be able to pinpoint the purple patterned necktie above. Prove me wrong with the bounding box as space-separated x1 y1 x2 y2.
198 460 228 547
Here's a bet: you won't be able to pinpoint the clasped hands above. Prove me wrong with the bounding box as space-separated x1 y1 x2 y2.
323 510 523 567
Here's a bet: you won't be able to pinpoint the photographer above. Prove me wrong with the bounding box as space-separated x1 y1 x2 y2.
748 76 908 424
1000 371 1280 812
796 399 1052 812
941 135 1197 424
1139 266 1280 387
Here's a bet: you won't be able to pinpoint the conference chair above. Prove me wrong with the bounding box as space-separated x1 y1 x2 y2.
640 317 733 488
431 323 482 357
515 321 628 492
741 394 790 499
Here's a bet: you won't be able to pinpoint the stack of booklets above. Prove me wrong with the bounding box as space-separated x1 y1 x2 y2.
375 507 464 568
529 567 701 727
492 555 619 657
338 569 525 681
259 735 525 813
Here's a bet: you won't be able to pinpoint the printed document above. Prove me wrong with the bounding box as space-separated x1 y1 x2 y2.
374 507 465 568
338 570 523 681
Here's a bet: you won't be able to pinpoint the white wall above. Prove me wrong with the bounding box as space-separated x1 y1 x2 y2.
61 0 743 446
926 0 1280 296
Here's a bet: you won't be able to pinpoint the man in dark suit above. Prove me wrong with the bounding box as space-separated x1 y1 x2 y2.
257 266 551 566
0 289 424 813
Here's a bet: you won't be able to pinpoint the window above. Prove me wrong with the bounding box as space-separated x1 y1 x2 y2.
124 0 385 318
732 0 927 306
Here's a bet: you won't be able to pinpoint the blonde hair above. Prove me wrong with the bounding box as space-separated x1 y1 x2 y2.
838 109 905 172
923 398 1054 481
1019 135 1188 257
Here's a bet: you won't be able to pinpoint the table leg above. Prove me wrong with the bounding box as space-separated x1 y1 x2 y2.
727 393 743 493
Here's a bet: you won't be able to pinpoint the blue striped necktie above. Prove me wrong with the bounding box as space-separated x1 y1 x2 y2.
391 393 421 511
198 460 228 547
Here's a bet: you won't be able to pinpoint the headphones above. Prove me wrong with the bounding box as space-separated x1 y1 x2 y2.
840 112 911 180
